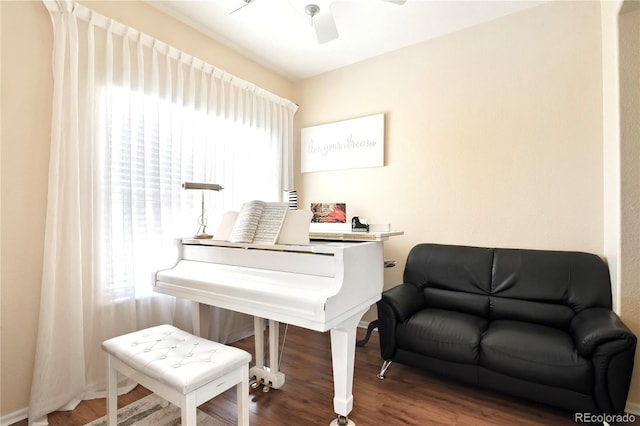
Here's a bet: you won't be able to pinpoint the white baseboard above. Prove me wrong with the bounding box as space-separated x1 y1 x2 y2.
358 320 379 329
626 400 640 415
1 407 28 426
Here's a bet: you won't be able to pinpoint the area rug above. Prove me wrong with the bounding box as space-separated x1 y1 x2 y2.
84 394 230 426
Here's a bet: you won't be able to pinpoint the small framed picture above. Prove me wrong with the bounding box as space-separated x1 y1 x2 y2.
310 203 346 223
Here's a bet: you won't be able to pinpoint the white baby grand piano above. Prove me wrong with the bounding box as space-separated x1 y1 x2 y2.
154 232 401 425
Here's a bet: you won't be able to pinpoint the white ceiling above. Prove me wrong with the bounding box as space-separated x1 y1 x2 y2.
147 0 545 81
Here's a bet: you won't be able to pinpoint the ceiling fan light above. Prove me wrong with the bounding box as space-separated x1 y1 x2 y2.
314 9 339 43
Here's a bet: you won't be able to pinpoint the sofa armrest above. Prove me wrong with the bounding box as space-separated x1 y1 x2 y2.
570 307 637 357
571 308 637 414
376 283 425 360
380 283 425 323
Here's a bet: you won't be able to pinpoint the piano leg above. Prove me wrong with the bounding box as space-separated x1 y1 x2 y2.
249 317 285 391
191 302 210 338
268 319 279 390
254 317 265 369
329 309 367 426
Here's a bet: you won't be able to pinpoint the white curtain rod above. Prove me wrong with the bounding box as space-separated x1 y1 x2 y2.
42 0 298 111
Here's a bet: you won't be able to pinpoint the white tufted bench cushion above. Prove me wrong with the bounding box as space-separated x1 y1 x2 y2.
102 324 251 425
102 324 251 394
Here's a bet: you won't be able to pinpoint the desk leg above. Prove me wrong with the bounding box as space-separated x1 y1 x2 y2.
191 302 210 338
329 309 366 426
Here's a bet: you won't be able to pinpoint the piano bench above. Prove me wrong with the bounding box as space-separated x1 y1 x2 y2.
102 324 251 425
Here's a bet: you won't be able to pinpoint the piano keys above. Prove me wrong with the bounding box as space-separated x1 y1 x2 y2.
154 235 398 425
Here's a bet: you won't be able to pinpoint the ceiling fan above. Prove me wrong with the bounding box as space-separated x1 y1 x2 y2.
231 0 406 44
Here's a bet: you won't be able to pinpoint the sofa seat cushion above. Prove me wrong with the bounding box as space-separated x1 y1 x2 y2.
480 320 592 393
396 309 488 364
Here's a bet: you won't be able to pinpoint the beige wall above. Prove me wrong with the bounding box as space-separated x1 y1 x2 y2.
0 0 293 418
1 1 53 417
619 4 640 408
294 0 604 302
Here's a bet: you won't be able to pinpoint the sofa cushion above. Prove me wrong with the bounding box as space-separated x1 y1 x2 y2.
491 249 612 327
424 288 489 318
396 309 488 365
480 320 592 393
489 296 574 328
404 244 493 316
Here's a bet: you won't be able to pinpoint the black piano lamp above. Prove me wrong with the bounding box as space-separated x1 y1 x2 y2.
182 181 223 239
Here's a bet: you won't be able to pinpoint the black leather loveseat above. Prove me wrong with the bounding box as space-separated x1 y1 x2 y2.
376 243 636 416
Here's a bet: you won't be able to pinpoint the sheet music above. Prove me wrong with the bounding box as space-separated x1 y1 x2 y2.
229 200 265 243
228 201 289 244
252 202 289 244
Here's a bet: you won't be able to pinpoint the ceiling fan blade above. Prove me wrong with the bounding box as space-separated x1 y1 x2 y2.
384 0 406 4
314 8 339 44
230 0 255 15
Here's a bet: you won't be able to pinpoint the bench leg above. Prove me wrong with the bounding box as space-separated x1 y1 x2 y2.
106 356 118 426
237 365 250 425
182 392 197 426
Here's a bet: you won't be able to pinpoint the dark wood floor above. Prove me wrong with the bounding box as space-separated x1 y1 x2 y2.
16 325 592 425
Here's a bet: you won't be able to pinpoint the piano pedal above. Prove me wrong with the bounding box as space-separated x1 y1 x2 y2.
330 415 351 426
251 378 263 389
262 381 272 393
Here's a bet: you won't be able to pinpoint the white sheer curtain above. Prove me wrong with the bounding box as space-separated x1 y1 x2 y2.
29 1 297 424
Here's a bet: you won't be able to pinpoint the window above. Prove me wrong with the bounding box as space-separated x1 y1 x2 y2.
100 87 281 300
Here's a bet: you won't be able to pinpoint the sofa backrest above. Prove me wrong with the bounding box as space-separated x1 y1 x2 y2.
404 243 612 328
404 244 494 318
491 248 612 326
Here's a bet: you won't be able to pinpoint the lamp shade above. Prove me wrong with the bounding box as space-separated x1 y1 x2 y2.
182 182 223 191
